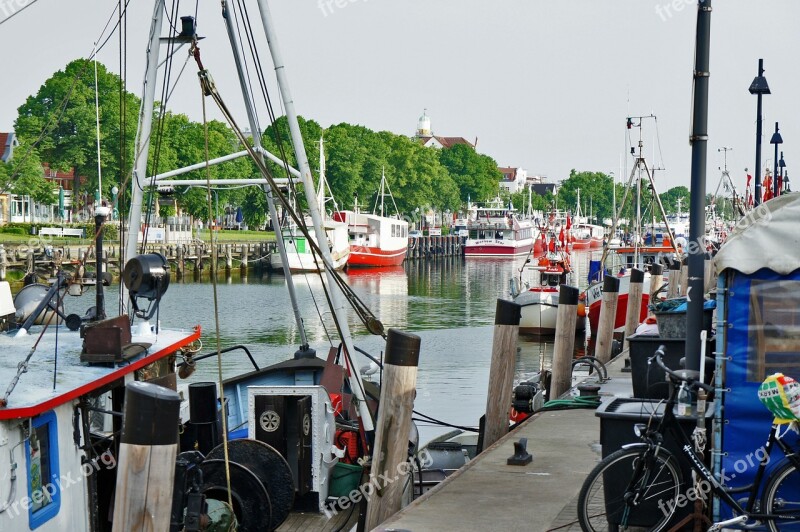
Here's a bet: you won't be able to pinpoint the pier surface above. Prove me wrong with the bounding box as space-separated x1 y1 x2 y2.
376 355 632 532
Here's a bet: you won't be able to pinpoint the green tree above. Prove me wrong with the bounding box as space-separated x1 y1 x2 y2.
438 144 501 203
14 59 141 212
0 142 55 207
557 170 615 223
659 186 691 214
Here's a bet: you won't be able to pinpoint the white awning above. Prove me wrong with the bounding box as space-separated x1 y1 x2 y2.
715 192 800 275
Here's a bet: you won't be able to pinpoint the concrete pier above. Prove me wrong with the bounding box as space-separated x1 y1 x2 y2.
376 355 633 532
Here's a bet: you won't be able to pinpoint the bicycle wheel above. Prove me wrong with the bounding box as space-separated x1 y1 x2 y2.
577 447 683 532
761 459 800 531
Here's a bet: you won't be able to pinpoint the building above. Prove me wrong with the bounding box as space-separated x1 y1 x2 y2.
0 131 81 224
498 167 527 194
415 110 476 149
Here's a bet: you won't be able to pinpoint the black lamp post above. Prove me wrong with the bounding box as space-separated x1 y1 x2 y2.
779 152 787 192
749 59 770 206
770 122 783 198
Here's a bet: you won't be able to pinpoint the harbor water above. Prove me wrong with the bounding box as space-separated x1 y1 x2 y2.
60 251 599 445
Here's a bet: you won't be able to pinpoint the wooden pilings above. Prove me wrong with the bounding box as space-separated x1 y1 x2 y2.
405 235 463 261
595 276 620 365
366 329 421 530
649 263 664 299
483 299 522 449
667 260 681 298
550 285 580 400
624 268 645 349
679 258 689 296
112 381 181 532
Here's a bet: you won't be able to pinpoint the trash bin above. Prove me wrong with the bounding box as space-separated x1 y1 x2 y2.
596 398 715 527
627 334 715 399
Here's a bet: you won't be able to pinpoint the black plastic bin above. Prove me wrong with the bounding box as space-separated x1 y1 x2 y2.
627 334 715 399
596 398 715 527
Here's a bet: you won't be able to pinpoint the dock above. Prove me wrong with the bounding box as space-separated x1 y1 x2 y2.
376 354 633 532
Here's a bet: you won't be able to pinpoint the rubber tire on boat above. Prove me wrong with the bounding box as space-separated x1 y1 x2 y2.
199 459 272 532
207 439 294 530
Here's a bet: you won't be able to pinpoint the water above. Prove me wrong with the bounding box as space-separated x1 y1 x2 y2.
55 252 598 445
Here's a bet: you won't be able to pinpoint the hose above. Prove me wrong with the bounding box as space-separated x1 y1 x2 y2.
539 395 601 411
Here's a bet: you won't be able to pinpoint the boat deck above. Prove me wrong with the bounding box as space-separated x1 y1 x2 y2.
376 354 633 532
0 324 200 419
277 508 359 531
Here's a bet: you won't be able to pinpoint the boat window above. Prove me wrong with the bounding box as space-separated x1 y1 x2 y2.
26 410 61 529
748 280 800 382
548 275 559 287
495 231 504 239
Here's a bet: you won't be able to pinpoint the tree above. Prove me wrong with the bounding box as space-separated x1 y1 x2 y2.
659 186 691 214
438 144 501 204
0 142 55 207
557 170 616 223
14 59 141 213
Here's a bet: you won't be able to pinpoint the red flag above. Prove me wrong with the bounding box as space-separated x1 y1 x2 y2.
566 215 572 230
559 227 565 246
763 175 773 201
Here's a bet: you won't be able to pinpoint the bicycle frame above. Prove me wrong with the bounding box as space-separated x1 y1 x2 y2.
641 375 800 525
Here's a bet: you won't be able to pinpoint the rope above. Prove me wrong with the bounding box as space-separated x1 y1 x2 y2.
539 395 601 411
199 66 234 510
190 48 383 338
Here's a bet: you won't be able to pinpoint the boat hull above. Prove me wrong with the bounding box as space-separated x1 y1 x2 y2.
585 273 652 336
515 289 583 335
463 242 533 257
347 245 407 267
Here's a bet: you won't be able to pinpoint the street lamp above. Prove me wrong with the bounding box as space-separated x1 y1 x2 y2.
111 186 119 220
749 58 770 206
780 152 788 192
770 123 783 198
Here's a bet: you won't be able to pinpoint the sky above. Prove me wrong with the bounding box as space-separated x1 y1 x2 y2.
1 0 798 194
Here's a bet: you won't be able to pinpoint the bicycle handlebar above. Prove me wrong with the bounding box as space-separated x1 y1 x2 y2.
651 345 714 393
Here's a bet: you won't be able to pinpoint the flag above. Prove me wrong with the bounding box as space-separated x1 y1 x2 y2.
566 214 572 230
559 227 565 246
746 173 752 187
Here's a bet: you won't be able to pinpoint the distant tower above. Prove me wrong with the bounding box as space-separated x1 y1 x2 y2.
416 109 431 137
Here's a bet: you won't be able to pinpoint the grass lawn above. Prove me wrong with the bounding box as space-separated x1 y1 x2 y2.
0 229 276 246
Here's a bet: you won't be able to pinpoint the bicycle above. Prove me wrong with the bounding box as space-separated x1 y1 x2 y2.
577 345 800 531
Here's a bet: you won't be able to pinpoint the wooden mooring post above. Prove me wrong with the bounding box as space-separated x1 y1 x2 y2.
112 381 180 532
624 268 645 349
0 245 6 281
595 275 620 365
667 260 681 299
649 263 664 299
550 285 580 400
679 258 689 296
483 299 522 449
365 329 421 530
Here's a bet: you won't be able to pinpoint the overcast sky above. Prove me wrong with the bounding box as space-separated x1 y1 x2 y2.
1 0 797 194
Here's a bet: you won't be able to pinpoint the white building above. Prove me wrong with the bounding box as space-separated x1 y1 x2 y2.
415 110 476 150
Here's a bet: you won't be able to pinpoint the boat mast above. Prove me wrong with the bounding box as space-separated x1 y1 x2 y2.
255 0 374 431
685 0 712 371
123 0 165 301
220 0 312 354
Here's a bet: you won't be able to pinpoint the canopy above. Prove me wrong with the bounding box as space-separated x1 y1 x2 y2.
714 192 800 275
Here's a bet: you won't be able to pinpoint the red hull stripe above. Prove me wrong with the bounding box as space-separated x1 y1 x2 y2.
348 246 407 267
0 326 202 420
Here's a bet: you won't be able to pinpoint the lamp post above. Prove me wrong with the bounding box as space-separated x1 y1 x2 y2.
770 123 783 198
414 207 420 230
111 186 119 220
749 59 770 206
780 152 787 192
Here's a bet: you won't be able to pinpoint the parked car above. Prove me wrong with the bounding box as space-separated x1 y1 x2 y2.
409 229 423 238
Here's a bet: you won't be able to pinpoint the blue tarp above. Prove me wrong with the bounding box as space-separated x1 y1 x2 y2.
718 269 800 519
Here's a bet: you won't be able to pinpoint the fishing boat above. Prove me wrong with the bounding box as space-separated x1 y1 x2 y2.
334 169 409 268
570 189 604 249
463 197 536 257
270 141 350 272
269 218 351 272
511 247 583 335
583 118 680 339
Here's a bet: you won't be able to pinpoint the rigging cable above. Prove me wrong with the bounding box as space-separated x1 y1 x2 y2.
199 59 234 511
